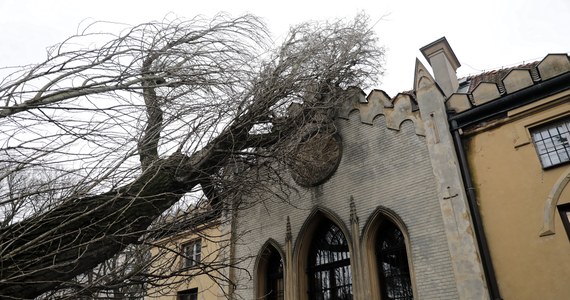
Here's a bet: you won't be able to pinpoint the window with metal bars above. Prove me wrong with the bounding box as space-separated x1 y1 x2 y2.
376 222 413 300
307 220 353 300
531 117 570 168
265 249 284 300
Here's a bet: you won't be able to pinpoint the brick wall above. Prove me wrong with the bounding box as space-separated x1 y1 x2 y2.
231 111 459 299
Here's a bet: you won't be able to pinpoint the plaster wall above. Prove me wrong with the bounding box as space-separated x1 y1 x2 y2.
147 226 227 300
465 99 570 300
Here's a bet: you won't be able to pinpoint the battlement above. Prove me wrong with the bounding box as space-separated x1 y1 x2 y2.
337 87 425 136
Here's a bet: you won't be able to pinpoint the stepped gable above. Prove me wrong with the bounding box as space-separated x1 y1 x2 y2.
446 54 570 113
338 87 425 136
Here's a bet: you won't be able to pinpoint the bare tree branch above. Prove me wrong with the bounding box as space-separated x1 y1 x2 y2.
0 13 384 299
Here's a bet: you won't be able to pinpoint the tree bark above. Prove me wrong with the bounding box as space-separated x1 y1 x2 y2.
0 153 195 298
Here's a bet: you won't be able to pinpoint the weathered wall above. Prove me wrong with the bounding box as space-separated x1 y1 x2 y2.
465 97 570 300
230 102 461 299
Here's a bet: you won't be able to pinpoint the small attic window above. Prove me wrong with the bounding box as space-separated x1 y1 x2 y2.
531 117 570 168
457 78 470 93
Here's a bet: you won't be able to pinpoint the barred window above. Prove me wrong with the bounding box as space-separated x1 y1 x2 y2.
308 220 353 300
182 240 201 268
376 222 413 300
531 118 570 168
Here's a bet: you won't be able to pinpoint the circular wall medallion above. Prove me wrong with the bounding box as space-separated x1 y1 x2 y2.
289 132 342 187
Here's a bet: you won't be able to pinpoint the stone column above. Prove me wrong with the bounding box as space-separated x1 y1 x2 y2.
414 59 489 300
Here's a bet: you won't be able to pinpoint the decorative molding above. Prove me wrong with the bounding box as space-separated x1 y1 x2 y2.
349 196 358 224
414 58 436 92
286 216 292 242
511 97 570 148
540 166 570 236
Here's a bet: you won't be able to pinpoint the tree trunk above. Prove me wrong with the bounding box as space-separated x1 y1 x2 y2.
0 154 196 298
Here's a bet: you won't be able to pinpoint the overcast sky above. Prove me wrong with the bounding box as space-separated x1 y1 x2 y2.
1 0 569 96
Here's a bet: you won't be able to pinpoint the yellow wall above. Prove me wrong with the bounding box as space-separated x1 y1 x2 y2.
466 97 570 300
146 225 228 300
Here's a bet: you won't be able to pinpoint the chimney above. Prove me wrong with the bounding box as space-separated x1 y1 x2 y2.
420 37 461 97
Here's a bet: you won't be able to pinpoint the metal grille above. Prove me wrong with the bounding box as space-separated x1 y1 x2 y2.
531 118 570 168
267 250 284 300
376 222 413 300
308 220 353 300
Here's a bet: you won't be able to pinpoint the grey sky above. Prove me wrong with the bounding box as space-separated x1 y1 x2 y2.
1 0 569 95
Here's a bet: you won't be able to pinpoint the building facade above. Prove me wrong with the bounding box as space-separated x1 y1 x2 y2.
152 38 570 300
448 51 570 299
226 39 489 300
147 217 229 300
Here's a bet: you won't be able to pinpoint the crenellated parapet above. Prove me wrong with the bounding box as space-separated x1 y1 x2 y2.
337 87 425 136
446 53 570 113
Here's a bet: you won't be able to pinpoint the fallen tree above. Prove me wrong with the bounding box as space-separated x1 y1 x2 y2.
0 13 383 299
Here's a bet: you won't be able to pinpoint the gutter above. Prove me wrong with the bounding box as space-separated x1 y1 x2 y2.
450 71 570 131
451 121 502 300
447 71 570 300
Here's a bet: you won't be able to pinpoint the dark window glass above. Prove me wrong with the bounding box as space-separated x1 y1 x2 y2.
266 250 284 300
376 222 413 300
178 288 198 300
308 220 352 300
558 203 570 241
531 118 570 168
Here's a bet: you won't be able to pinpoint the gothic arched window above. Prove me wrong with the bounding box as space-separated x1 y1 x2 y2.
266 249 284 300
308 220 353 300
376 221 413 300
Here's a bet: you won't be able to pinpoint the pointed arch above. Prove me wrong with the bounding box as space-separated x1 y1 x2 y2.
294 207 354 300
362 207 416 300
255 239 285 300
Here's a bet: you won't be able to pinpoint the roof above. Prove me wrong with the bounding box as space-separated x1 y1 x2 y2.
446 53 570 115
460 61 540 94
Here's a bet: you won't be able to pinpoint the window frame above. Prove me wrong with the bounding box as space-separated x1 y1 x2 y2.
558 203 570 241
375 221 414 300
265 249 284 300
177 288 198 300
307 220 353 300
530 116 570 169
182 239 202 269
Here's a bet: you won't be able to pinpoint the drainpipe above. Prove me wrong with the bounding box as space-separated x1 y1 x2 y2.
450 120 502 300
